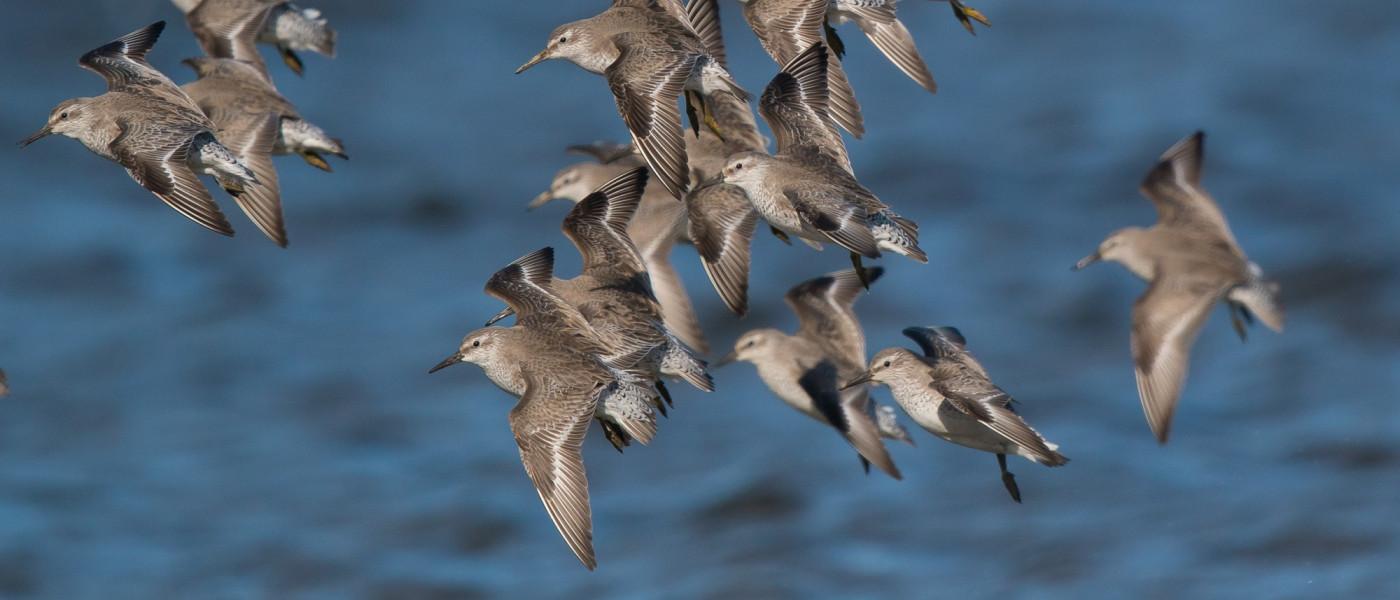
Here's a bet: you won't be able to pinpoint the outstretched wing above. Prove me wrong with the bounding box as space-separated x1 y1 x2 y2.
79 22 181 93
111 119 234 236
607 35 692 200
509 374 599 570
187 0 280 81
1131 269 1230 444
787 267 882 372
798 361 901 479
840 2 937 92
562 167 650 277
205 108 285 246
687 183 758 315
742 0 864 136
760 41 851 172
1139 131 1239 248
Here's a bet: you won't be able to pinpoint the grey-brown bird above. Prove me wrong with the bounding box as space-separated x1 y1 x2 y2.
181 1 347 171
516 0 748 200
497 169 713 409
1074 131 1284 444
20 22 259 238
174 0 337 76
739 0 866 137
429 248 668 570
531 143 709 353
847 326 1068 502
720 268 912 479
716 42 925 287
825 0 938 93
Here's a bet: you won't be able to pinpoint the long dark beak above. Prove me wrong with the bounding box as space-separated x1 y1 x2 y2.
527 190 555 210
841 371 874 390
428 354 462 374
515 49 550 74
1072 251 1101 271
700 174 724 189
18 125 51 148
713 350 738 368
484 307 516 327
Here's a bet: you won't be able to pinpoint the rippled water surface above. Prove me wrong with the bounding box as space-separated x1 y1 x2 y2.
1 1 1398 597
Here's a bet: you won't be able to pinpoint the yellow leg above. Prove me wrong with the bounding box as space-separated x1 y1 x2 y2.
301 151 333 172
770 226 792 245
684 91 702 137
701 97 726 142
951 0 991 35
849 252 871 290
280 47 305 76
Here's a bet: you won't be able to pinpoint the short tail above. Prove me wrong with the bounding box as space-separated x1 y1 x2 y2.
194 135 258 195
598 381 658 446
659 330 714 392
871 209 926 263
1228 263 1285 333
875 404 915 446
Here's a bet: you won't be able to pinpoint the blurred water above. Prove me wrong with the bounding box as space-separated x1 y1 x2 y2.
1 1 1397 598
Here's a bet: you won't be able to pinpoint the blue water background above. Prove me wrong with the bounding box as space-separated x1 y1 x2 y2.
1 1 1398 597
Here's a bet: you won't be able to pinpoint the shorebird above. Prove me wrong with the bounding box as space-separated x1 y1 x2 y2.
496 168 713 409
1073 131 1284 444
825 0 938 93
739 0 865 137
180 57 286 246
530 144 708 352
675 12 771 316
180 0 347 171
714 42 925 287
433 248 662 453
429 248 664 570
183 54 346 171
20 22 259 238
846 326 1068 502
515 0 748 200
720 268 912 479
173 0 336 75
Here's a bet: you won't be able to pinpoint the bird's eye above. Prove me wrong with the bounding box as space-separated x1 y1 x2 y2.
735 163 743 170
59 112 68 119
558 36 568 44
883 360 891 367
744 340 755 348
472 340 481 348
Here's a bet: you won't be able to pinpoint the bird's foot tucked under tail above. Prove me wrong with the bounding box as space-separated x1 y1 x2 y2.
823 18 846 59
700 96 726 142
859 454 871 475
950 0 992 35
770 226 792 245
684 91 702 137
850 252 873 290
601 420 631 453
655 379 674 412
998 453 1022 503
301 151 333 172
280 46 305 76
1229 302 1250 342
